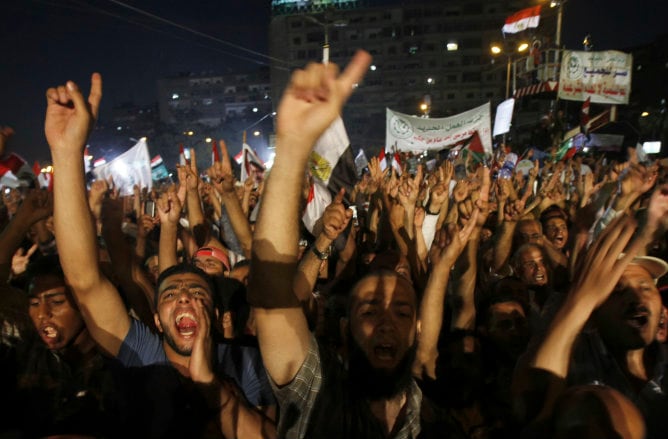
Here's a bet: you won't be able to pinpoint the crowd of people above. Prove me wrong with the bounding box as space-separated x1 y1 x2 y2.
1 49 668 439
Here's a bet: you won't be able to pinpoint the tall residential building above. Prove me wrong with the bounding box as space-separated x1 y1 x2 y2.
156 67 273 128
269 0 530 153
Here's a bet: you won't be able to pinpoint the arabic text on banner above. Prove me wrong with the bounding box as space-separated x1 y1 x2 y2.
385 103 492 156
558 50 632 104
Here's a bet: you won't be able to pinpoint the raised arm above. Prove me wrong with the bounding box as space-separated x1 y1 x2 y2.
413 211 478 380
45 73 131 356
295 188 352 302
248 52 371 386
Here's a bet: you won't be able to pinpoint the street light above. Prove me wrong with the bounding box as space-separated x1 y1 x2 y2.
549 0 567 48
303 14 348 63
491 42 529 99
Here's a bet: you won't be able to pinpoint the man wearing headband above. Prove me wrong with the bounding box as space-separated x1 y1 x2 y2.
193 246 231 277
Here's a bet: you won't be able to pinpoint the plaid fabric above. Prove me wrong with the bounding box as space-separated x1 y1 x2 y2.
271 334 423 439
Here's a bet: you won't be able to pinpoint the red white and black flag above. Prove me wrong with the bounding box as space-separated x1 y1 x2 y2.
239 143 266 185
302 116 358 235
502 5 541 34
580 97 591 128
0 153 34 188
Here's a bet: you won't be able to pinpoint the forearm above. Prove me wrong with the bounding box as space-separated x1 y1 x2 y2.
492 222 516 271
451 236 479 330
135 234 147 260
530 294 593 378
248 146 307 308
294 234 332 303
159 222 179 273
415 261 453 379
221 191 253 259
52 152 101 290
186 189 205 229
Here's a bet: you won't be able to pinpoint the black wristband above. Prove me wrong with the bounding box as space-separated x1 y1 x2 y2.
311 245 330 260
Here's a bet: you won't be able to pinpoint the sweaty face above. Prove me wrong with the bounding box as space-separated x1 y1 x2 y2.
28 286 86 351
596 265 662 350
517 247 548 287
155 272 215 357
544 218 568 250
349 273 418 373
194 255 227 277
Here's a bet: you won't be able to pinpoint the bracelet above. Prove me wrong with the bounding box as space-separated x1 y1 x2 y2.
311 245 331 260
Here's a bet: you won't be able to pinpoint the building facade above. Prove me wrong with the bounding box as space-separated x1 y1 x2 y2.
269 0 529 154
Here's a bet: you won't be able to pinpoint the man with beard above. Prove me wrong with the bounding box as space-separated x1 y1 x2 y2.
517 210 668 439
248 50 454 438
45 72 275 438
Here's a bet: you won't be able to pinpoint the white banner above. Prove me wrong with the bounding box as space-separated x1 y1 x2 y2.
493 98 515 137
92 138 152 196
558 50 632 104
386 103 492 155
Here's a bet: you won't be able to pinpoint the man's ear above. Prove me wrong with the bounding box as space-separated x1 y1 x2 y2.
154 313 163 333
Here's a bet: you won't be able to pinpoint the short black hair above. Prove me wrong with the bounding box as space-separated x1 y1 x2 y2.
25 255 66 297
155 263 218 309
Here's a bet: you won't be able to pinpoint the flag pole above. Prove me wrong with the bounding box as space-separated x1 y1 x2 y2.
242 130 247 144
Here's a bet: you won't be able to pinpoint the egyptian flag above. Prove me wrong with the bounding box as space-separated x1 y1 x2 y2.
580 97 591 136
301 180 332 236
302 116 358 234
502 5 541 34
391 152 402 176
179 144 188 166
32 161 53 191
84 146 93 174
0 152 34 188
239 143 266 184
378 148 388 172
211 138 221 165
151 155 170 181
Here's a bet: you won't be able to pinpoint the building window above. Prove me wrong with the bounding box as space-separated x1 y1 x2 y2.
463 72 481 83
293 37 302 45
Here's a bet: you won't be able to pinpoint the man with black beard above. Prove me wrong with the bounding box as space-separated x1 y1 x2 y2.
248 51 466 438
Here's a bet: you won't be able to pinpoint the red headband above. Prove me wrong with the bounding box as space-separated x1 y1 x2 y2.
193 247 231 271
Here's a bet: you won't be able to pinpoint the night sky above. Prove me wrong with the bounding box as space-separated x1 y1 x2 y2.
2 0 667 163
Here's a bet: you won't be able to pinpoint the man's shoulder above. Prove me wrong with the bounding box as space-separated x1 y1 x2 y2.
117 318 165 366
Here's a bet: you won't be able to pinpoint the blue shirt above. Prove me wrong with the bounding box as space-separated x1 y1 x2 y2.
117 318 274 407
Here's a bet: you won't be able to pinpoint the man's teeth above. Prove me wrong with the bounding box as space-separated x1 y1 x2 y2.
175 312 196 324
43 326 57 338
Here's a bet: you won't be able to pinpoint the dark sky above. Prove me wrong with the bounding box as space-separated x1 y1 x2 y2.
1 0 667 163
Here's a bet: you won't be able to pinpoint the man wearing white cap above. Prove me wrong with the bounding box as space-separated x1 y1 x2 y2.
517 196 668 438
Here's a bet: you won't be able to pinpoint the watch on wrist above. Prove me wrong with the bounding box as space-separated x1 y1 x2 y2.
311 245 331 260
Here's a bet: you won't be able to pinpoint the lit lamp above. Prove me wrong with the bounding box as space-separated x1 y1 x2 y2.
490 42 528 99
